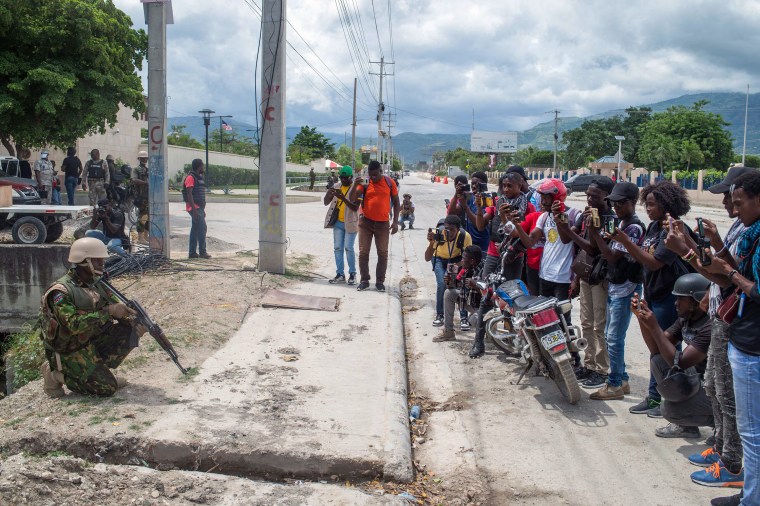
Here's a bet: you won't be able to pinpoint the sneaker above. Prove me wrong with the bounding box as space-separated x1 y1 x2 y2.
622 380 631 394
189 253 199 259
647 404 663 418
574 366 592 381
433 329 456 342
432 314 444 327
199 253 212 259
329 274 346 284
655 423 701 439
460 320 471 331
347 274 356 285
629 396 660 414
589 383 624 401
688 447 722 467
376 283 385 292
582 371 608 389
409 225 414 229
357 281 370 291
711 493 742 506
400 223 405 230
691 462 744 488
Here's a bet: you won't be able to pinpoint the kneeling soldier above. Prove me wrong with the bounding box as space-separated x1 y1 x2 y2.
40 237 145 397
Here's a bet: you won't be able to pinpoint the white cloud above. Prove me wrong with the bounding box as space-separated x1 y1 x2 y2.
115 0 760 137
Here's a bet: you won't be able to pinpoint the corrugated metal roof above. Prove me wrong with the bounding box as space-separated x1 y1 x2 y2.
595 155 629 163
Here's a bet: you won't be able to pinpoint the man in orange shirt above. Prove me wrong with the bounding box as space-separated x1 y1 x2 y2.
349 160 400 292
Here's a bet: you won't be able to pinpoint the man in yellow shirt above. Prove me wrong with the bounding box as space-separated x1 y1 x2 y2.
425 215 472 327
324 166 361 284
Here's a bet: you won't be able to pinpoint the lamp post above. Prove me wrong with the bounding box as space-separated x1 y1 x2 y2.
199 109 214 188
614 135 625 181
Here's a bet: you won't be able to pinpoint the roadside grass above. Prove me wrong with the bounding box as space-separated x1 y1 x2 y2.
2 322 45 390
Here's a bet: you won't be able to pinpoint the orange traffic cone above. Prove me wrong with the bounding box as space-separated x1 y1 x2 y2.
435 176 440 182
443 176 448 184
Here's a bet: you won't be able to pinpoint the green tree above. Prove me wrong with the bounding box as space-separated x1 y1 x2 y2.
637 101 734 171
639 134 678 173
733 154 760 168
168 125 203 149
291 126 336 161
0 0 148 156
680 140 704 171
209 130 259 157
334 144 361 167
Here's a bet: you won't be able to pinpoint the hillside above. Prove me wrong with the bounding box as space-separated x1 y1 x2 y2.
169 92 760 164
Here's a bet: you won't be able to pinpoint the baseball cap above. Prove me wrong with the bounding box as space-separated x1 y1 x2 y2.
339 166 353 177
708 166 757 194
589 176 615 195
606 182 640 202
505 165 527 181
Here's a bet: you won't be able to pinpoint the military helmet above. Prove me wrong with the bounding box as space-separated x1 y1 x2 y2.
137 150 148 159
68 237 109 263
672 273 710 302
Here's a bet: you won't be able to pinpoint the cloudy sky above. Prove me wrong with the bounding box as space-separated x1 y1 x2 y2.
114 0 760 137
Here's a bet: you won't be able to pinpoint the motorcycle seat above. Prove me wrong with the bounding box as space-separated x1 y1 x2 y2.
512 295 551 311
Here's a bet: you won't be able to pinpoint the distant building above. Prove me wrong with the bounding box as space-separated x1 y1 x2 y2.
588 155 634 179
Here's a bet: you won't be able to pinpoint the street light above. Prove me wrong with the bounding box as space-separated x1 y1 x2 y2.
199 109 215 188
614 135 625 181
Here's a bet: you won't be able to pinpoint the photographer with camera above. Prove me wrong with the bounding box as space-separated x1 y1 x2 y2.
447 171 494 254
434 245 483 342
425 215 472 328
85 198 128 257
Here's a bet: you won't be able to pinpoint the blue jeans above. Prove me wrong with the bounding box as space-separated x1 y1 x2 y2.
648 293 678 401
188 208 207 256
605 286 640 387
399 215 414 228
85 229 127 257
332 220 356 276
65 176 78 205
432 257 466 319
729 342 760 506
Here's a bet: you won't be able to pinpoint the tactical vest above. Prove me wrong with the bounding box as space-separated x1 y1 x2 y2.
87 160 106 180
40 271 111 354
183 172 206 207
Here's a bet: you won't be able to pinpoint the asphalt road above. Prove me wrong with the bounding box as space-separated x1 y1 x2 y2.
397 173 733 505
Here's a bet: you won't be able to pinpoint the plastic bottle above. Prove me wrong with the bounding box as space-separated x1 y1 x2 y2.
409 405 421 420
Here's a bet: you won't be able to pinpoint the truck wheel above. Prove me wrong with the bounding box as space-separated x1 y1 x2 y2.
11 216 48 244
45 222 64 243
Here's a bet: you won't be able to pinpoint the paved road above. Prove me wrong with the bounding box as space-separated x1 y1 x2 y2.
397 174 731 505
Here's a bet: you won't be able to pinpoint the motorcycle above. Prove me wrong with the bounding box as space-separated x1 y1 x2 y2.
482 277 587 404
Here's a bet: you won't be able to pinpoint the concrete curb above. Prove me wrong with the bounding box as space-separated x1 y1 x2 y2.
382 236 414 483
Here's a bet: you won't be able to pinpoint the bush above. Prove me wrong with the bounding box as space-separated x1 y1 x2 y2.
2 322 45 390
176 164 313 188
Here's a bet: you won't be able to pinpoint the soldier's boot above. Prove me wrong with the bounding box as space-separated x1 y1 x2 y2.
40 362 65 398
113 373 128 389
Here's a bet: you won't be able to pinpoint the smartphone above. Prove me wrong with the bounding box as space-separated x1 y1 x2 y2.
604 217 617 235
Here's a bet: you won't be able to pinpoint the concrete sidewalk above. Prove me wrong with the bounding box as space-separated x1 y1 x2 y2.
142 195 413 482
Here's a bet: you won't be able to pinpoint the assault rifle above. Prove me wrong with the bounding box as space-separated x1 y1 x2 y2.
98 276 188 375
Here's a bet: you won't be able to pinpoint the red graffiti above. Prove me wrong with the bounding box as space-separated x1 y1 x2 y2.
150 125 163 144
263 85 280 96
264 107 275 121
269 194 280 206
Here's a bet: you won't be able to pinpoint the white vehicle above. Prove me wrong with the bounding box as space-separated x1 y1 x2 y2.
0 204 92 244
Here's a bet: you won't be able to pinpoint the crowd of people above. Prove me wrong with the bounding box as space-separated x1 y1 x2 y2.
428 165 760 506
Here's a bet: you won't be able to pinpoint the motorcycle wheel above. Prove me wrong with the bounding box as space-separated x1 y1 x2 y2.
539 347 580 405
486 315 520 356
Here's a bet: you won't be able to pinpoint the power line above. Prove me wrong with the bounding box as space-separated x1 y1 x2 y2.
370 0 384 57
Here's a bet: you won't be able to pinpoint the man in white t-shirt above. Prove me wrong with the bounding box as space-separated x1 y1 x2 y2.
513 178 579 323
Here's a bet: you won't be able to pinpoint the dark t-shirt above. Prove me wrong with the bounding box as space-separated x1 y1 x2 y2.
666 315 711 374
61 156 83 179
641 221 692 301
100 209 127 240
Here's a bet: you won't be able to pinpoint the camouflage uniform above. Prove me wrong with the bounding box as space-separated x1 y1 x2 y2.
131 163 150 233
40 269 135 397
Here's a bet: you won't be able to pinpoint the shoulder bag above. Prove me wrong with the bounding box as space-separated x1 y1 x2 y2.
657 352 701 402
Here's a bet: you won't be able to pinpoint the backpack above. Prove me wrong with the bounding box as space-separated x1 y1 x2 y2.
182 172 198 202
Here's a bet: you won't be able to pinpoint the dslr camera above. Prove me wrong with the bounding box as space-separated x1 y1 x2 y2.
96 206 108 219
477 182 489 193
429 226 446 243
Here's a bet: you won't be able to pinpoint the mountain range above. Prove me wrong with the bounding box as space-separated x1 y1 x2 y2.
169 92 759 164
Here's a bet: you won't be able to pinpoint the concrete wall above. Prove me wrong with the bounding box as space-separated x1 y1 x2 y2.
0 245 70 332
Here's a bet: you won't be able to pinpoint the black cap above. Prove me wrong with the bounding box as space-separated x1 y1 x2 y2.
708 166 757 194
97 198 110 207
589 176 614 194
505 165 527 181
606 182 640 202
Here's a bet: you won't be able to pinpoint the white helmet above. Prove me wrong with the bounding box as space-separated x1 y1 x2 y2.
68 237 109 263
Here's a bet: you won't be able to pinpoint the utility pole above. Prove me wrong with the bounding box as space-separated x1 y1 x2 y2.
351 77 357 170
370 58 393 170
142 0 172 257
259 0 286 273
546 109 560 172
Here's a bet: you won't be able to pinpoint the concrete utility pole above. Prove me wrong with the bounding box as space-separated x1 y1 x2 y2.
351 78 357 170
370 58 393 169
546 109 560 171
259 0 286 273
142 0 173 257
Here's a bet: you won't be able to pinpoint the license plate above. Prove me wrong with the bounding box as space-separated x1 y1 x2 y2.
540 330 565 350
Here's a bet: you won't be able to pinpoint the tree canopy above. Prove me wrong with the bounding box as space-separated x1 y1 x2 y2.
289 126 336 163
0 0 148 155
167 125 203 149
638 101 734 171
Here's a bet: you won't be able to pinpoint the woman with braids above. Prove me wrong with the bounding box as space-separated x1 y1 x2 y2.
611 180 694 418
477 172 535 279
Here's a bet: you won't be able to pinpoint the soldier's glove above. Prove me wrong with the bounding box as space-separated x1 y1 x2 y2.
107 303 134 320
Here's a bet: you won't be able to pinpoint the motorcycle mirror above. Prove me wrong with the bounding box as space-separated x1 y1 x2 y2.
558 300 572 315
